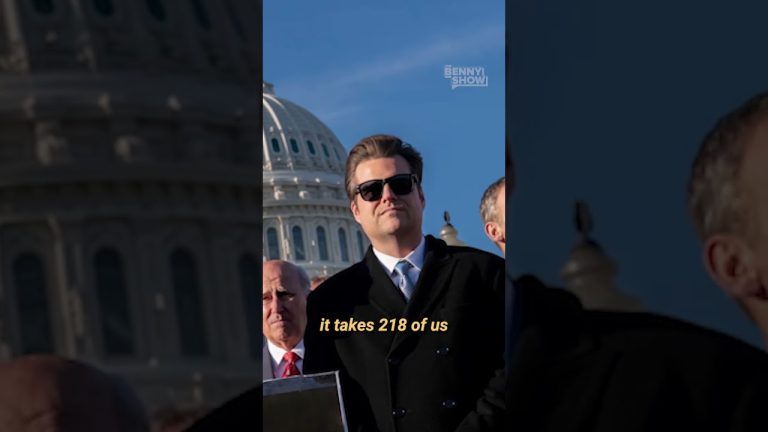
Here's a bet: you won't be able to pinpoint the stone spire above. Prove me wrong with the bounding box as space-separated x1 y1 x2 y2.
439 211 467 246
560 200 643 312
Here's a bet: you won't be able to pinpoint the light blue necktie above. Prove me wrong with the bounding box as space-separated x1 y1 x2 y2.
394 260 415 301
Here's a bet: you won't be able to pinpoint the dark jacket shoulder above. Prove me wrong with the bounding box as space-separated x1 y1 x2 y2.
508 274 768 432
513 273 766 358
310 235 504 302
308 259 369 308
185 386 261 431
585 309 768 362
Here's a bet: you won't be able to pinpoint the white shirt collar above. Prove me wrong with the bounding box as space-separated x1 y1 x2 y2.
266 339 305 365
372 235 426 274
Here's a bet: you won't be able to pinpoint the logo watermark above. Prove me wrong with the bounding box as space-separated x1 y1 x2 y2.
443 65 488 90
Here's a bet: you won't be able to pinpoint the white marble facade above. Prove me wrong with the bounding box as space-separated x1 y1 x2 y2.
262 82 370 278
0 0 261 413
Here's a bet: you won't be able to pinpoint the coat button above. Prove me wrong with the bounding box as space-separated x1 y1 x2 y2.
392 408 407 418
436 346 451 356
442 399 457 409
387 356 399 365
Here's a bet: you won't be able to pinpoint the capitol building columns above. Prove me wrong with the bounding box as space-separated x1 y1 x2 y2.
263 82 370 278
0 0 261 413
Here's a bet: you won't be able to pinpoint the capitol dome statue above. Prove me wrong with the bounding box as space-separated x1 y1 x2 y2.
0 0 261 416
560 201 643 312
263 82 369 278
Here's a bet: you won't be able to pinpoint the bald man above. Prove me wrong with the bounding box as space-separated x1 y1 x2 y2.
0 355 149 432
480 176 506 254
504 109 768 431
688 91 768 349
262 259 311 380
187 261 311 430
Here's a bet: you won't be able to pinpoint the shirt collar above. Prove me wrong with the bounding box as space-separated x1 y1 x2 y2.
372 235 426 275
267 339 305 363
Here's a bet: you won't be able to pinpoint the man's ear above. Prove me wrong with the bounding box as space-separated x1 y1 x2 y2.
703 234 764 299
350 199 361 224
484 221 503 244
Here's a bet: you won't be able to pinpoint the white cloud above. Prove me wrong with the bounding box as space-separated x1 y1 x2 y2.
327 25 503 88
272 23 503 123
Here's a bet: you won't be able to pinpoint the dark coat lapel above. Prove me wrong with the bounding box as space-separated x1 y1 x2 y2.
509 275 617 430
364 247 407 319
391 236 457 355
403 236 455 323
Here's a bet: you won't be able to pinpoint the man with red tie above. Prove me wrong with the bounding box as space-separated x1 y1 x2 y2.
262 260 310 380
186 260 309 430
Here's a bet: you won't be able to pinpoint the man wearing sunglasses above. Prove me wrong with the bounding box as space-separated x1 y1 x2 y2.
304 135 505 432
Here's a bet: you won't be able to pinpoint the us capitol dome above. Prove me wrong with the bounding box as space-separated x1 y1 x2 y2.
0 0 261 417
263 81 370 277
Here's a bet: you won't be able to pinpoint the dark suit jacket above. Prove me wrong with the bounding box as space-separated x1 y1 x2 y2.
190 271 768 432
304 235 505 432
506 275 768 432
184 385 262 432
185 343 299 431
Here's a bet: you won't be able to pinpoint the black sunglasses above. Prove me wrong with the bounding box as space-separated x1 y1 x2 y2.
354 174 419 202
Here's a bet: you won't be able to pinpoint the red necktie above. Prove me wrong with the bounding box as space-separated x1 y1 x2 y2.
281 351 301 378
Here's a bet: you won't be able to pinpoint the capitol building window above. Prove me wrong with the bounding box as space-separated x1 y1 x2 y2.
292 226 306 261
0 0 261 416
317 226 329 261
263 81 370 277
94 248 134 357
14 253 53 355
170 249 208 358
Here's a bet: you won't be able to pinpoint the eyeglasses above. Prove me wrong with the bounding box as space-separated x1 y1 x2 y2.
354 174 419 202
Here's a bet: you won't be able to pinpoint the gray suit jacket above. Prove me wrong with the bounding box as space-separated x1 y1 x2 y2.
262 344 275 381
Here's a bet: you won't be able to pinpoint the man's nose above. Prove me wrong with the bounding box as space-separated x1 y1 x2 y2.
381 183 397 201
274 297 287 313
266 295 282 312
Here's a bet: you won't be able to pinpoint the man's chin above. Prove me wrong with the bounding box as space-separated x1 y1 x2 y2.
380 220 409 234
267 331 298 346
269 322 292 334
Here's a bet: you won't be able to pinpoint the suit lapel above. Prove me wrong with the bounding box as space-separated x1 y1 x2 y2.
390 236 456 354
364 248 407 319
509 276 616 431
262 344 275 380
403 236 455 322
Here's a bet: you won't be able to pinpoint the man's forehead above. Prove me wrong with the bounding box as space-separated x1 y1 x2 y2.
263 269 300 291
355 156 410 179
263 261 295 279
263 275 294 286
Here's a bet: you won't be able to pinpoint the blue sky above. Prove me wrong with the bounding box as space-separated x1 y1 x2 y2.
264 0 505 255
508 0 768 347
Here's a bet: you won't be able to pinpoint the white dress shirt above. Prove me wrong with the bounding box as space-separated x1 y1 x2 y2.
372 236 426 299
266 339 305 378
